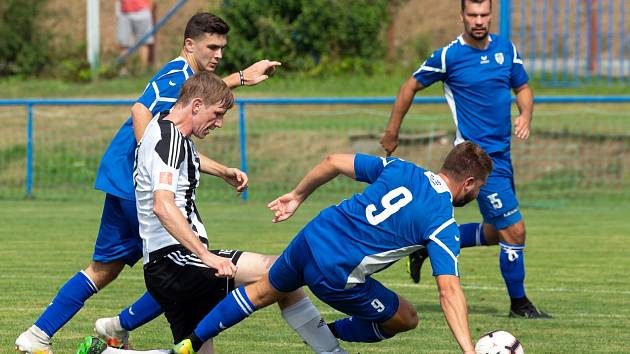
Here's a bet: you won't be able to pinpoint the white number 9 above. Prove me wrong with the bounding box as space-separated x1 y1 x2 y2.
366 186 413 225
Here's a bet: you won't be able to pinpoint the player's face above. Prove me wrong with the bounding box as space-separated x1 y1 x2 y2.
461 0 492 41
189 33 227 72
193 103 227 138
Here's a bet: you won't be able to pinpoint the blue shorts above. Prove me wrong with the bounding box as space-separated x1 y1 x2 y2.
269 231 399 323
477 152 522 230
92 193 142 266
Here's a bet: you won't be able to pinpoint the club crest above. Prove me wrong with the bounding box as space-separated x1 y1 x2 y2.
494 52 504 65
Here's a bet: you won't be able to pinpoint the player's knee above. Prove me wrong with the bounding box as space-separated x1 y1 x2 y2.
85 261 125 288
497 221 526 245
395 299 419 331
402 309 419 330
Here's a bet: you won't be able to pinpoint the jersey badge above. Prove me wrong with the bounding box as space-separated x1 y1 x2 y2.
480 55 490 64
494 52 504 65
159 172 173 185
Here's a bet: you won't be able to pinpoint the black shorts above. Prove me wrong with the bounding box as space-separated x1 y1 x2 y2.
144 247 243 343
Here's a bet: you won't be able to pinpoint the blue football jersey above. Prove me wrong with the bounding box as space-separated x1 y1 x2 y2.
303 154 461 290
95 57 194 200
413 34 529 155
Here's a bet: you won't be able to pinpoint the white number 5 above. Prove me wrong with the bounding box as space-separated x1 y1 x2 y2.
487 193 503 209
366 186 413 225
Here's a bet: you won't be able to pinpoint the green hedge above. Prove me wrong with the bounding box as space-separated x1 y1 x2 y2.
0 0 52 76
218 0 391 75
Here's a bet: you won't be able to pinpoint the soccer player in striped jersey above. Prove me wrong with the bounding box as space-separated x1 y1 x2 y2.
17 13 335 354
76 72 344 354
380 0 550 319
159 141 492 354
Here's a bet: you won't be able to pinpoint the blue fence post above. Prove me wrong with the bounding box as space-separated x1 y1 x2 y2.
541 0 548 85
574 0 581 86
562 0 570 85
238 102 249 202
26 103 33 198
621 0 626 83
551 0 559 86
499 0 512 39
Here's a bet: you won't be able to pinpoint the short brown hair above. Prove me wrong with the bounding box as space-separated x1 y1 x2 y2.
439 141 493 182
184 13 229 41
177 71 234 109
461 0 492 11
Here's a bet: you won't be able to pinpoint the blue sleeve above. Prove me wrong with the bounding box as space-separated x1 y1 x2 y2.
426 220 461 277
412 48 446 87
509 42 529 88
136 70 188 113
354 154 398 184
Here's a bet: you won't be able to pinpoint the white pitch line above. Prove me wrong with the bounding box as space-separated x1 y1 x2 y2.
386 282 630 295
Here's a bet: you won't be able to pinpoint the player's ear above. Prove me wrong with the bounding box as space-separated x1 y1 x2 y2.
191 98 203 114
184 38 195 53
462 176 476 192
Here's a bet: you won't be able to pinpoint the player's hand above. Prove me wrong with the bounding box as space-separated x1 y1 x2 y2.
380 130 399 157
202 253 237 278
514 114 531 140
223 167 248 193
242 60 282 86
267 192 301 223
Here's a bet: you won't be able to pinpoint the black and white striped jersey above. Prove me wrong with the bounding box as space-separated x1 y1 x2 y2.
134 112 208 264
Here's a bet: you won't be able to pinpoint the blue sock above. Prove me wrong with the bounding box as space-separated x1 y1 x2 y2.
499 242 526 299
332 317 392 343
193 287 257 344
118 291 163 331
34 271 98 337
458 223 487 248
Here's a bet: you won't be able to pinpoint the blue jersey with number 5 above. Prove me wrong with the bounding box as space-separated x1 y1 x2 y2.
303 154 461 289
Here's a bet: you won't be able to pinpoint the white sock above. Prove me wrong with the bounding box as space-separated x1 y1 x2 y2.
281 297 340 353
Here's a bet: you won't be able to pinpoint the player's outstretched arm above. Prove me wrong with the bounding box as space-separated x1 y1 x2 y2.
435 275 476 354
153 190 237 277
267 154 355 223
381 77 425 156
223 59 282 89
513 83 533 140
198 153 248 192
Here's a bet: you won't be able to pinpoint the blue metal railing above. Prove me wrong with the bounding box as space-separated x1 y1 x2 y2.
2 96 630 199
507 0 629 86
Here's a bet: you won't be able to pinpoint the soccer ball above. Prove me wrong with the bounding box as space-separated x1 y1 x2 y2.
475 330 524 354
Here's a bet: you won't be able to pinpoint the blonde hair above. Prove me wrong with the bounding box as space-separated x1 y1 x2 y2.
176 71 234 109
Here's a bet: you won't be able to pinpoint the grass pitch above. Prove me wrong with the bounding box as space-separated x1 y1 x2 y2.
1 196 629 353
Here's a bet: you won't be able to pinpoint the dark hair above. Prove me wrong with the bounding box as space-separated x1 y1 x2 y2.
461 0 492 11
439 141 493 182
177 71 234 109
184 13 230 41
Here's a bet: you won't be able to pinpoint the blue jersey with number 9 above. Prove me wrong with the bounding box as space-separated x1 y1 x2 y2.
302 154 461 289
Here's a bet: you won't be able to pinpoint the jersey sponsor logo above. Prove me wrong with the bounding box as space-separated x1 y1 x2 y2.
159 171 173 185
168 80 176 86
480 55 490 64
503 208 519 218
494 52 504 65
